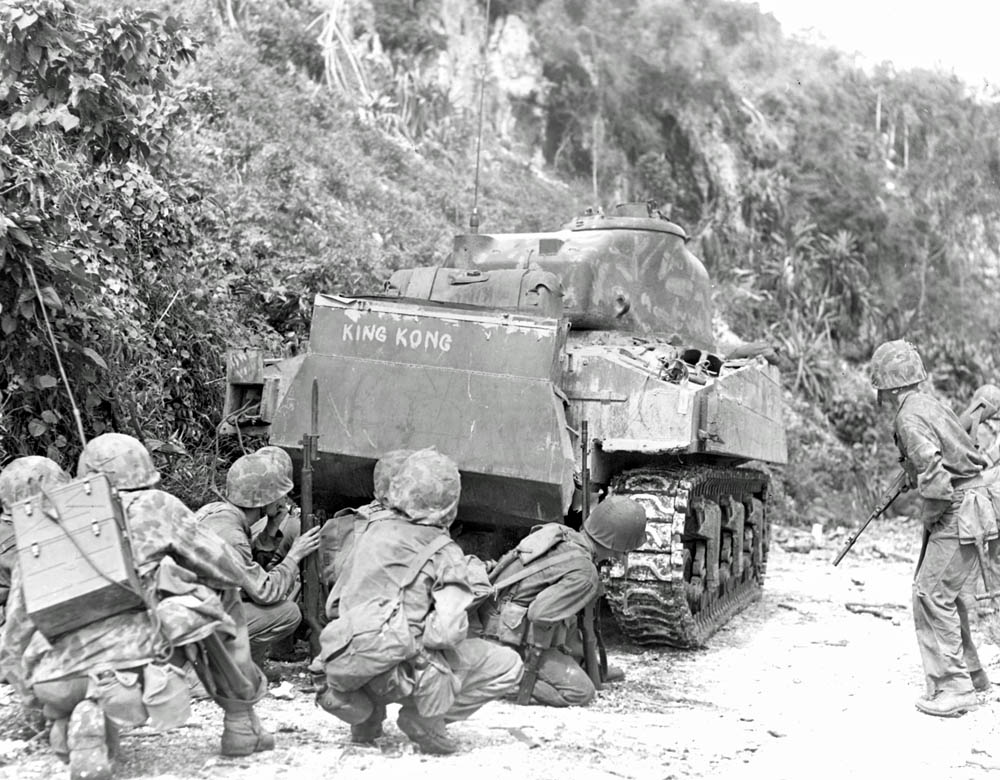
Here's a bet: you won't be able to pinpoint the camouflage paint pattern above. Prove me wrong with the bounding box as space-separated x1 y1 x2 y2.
450 208 714 349
256 446 293 483
76 433 161 490
373 449 413 505
385 450 461 528
226 453 293 508
1 487 261 692
0 456 71 511
870 340 928 390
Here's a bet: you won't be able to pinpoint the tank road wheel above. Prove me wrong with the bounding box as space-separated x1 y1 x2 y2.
603 465 771 648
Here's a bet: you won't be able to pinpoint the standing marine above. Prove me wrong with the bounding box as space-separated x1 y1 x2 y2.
870 340 999 716
477 495 646 706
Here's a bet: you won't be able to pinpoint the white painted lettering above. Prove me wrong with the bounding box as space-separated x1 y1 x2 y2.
388 326 453 353
342 323 355 341
361 323 387 342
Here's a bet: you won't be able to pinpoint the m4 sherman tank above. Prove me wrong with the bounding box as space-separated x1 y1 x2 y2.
222 202 787 647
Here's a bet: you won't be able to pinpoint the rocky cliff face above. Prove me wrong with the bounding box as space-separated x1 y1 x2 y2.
426 1 545 143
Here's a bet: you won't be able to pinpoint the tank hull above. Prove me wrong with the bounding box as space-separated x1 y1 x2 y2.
263 294 575 527
221 209 789 646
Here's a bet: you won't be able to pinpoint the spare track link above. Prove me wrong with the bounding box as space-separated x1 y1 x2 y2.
604 464 770 648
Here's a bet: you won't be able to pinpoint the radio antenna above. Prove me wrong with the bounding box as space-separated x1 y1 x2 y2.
469 0 491 234
25 262 88 449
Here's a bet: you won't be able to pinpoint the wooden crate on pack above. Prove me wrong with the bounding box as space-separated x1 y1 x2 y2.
10 473 144 641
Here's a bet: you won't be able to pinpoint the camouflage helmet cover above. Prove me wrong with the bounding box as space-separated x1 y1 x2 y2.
373 449 414 504
77 433 161 490
583 496 647 553
256 446 294 482
385 448 461 528
0 456 71 512
869 340 927 390
972 384 1000 420
227 452 293 508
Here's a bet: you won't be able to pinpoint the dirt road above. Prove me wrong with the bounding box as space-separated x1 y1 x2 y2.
1 519 998 780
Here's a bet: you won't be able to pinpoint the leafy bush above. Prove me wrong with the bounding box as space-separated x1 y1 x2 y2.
0 2 218 469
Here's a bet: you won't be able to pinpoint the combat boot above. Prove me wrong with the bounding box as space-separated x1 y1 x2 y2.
219 702 276 756
971 668 991 692
914 690 979 717
350 703 386 744
67 700 112 780
397 707 458 755
50 717 69 764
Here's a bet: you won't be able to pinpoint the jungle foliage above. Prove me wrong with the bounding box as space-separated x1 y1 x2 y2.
2 0 1000 519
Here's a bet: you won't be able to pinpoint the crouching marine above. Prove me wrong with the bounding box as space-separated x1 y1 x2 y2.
315 449 522 754
0 434 277 780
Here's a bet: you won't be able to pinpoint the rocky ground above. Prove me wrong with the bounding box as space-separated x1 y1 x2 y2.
1 519 999 780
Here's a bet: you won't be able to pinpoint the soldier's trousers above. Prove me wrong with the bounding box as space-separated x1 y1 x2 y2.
32 590 265 726
361 637 522 724
189 590 267 707
913 513 978 695
244 599 302 653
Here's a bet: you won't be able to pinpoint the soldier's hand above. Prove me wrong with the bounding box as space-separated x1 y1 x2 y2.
288 525 322 562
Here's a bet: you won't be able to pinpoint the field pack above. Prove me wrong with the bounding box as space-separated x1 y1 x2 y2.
11 473 144 640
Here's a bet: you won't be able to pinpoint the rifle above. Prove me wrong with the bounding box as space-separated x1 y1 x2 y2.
833 470 907 566
834 387 999 567
579 599 602 688
577 420 605 689
300 379 326 656
516 638 544 705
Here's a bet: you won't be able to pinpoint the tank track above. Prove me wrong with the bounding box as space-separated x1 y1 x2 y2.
604 464 770 648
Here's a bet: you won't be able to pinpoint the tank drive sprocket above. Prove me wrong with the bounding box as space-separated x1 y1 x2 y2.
603 464 770 648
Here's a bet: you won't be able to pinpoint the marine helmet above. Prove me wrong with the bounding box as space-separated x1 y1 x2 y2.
869 340 927 390
373 449 414 504
583 496 647 553
0 456 71 511
971 384 1000 421
226 452 293 508
385 448 461 528
78 433 161 490
256 445 294 482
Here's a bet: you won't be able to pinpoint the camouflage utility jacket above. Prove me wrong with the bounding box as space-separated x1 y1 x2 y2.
1 488 253 695
895 390 999 539
196 501 300 604
478 524 598 651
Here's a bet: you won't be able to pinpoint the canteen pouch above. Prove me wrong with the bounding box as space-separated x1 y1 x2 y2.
92 669 147 728
142 663 191 731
